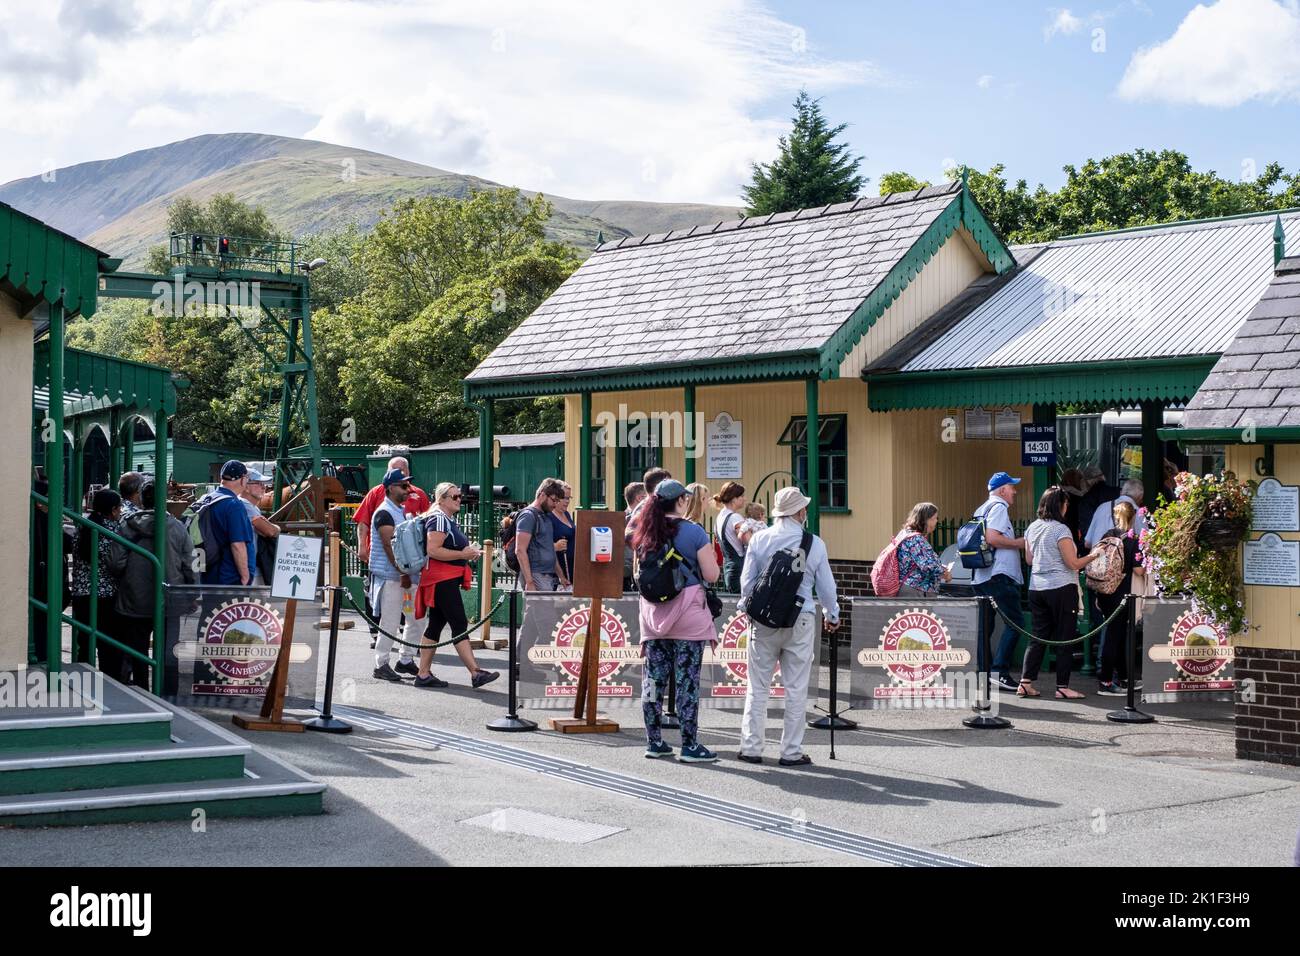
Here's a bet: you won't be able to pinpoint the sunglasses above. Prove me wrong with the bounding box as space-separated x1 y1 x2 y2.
447 493 462 501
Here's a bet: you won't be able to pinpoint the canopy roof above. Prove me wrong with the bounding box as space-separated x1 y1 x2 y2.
1 200 112 319
865 209 1300 410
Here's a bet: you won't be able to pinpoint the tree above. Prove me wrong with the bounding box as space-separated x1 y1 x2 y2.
326 188 580 445
878 171 930 196
145 192 286 274
742 91 866 215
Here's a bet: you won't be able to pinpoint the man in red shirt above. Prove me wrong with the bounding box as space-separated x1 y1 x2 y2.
353 456 431 645
355 456 431 559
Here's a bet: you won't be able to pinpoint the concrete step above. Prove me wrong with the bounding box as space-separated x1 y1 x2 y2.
0 704 251 796
0 666 173 752
0 744 325 827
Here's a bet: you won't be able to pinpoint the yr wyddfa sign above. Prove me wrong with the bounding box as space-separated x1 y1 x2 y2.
1021 423 1057 468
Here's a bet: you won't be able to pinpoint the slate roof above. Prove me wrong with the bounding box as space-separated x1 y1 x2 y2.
466 182 967 383
891 211 1300 373
1182 256 1300 430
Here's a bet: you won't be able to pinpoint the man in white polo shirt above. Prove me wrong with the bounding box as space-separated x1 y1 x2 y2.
972 472 1026 693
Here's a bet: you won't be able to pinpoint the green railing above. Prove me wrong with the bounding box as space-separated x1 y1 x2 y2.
29 491 166 695
169 232 301 274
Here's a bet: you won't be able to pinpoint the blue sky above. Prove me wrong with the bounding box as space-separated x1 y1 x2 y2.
2 0 1298 204
768 0 1300 192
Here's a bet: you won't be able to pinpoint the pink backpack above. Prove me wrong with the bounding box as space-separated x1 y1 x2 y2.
871 531 916 597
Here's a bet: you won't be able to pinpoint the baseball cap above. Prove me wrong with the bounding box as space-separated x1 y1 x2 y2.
988 471 1021 491
221 460 248 481
655 479 688 501
383 468 411 488
245 468 269 483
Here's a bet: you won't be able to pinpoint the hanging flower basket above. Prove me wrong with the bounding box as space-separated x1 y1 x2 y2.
1197 516 1249 551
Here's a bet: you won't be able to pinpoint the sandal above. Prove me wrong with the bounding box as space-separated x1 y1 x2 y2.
1016 680 1040 698
1055 687 1085 700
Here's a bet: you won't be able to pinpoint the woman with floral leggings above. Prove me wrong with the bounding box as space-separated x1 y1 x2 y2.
632 479 722 763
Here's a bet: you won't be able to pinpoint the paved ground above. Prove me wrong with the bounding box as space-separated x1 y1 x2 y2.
5 613 1300 867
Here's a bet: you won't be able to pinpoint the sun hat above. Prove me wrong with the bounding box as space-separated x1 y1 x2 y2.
771 486 812 518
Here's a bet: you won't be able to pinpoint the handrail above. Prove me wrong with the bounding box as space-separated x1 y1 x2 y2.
32 490 166 694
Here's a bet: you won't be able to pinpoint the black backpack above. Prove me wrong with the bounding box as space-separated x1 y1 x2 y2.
501 506 542 574
744 531 812 628
637 543 691 604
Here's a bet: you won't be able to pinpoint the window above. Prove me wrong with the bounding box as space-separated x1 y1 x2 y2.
617 417 661 507
780 414 848 511
589 426 607 508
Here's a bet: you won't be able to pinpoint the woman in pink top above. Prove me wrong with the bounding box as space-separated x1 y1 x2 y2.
632 479 721 763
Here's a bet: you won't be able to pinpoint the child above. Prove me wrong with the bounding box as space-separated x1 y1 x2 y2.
740 502 767 538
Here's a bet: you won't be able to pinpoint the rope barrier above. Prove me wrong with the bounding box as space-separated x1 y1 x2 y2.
340 588 509 652
990 592 1131 646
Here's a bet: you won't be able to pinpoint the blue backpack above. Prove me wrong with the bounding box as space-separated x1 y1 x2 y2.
957 500 1005 570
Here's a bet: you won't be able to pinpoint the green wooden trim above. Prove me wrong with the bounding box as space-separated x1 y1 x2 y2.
464 351 821 400
579 392 592 509
816 189 1015 378
1162 427 1300 444
0 202 106 318
865 356 1216 411
34 342 179 415
1057 205 1300 243
806 377 819 534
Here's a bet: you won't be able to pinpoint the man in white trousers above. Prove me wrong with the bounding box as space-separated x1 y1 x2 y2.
737 486 840 766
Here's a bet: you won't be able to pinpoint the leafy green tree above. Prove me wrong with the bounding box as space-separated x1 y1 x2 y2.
743 91 866 215
145 192 285 274
878 171 930 195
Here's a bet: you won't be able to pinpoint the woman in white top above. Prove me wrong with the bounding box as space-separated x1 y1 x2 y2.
1019 486 1098 700
711 481 752 594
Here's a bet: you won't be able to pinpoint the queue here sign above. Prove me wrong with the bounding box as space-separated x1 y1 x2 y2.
1021 423 1057 468
270 534 323 603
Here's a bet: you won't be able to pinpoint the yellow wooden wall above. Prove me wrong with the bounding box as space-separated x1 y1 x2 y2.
837 229 990 378
1228 444 1300 651
564 385 1032 561
0 290 33 670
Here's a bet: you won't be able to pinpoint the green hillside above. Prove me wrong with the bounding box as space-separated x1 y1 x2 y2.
0 133 739 267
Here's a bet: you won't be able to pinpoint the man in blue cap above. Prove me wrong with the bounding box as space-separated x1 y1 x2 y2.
203 460 256 586
972 472 1026 692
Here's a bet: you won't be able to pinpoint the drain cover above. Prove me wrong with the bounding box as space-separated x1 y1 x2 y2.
461 807 625 844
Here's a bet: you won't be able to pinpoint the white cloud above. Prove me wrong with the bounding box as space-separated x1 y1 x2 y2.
976 74 994 89
0 0 883 205
1118 0 1300 106
1044 8 1086 38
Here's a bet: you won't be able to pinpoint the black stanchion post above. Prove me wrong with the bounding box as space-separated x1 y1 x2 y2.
965 595 1012 730
305 586 353 733
809 615 856 735
1107 593 1154 724
488 578 538 732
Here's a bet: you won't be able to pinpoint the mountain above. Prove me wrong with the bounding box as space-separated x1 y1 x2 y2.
0 133 739 266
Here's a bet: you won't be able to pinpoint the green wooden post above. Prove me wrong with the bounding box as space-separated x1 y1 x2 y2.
683 384 696 486
46 306 66 676
122 419 134 474
299 276 323 479
152 412 168 694
806 377 820 534
478 400 495 542
579 392 592 509
71 424 85 513
1141 400 1164 510
109 408 122 486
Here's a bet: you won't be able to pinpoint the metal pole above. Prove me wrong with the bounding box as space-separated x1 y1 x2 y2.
477 400 495 554
809 614 856 732
487 575 537 732
1107 594 1154 724
965 595 1012 729
305 585 352 733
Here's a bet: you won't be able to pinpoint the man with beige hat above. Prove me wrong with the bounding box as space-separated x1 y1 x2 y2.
737 485 840 766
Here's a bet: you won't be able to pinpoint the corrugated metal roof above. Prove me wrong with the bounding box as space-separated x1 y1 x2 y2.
415 432 565 451
467 183 965 383
901 211 1300 372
